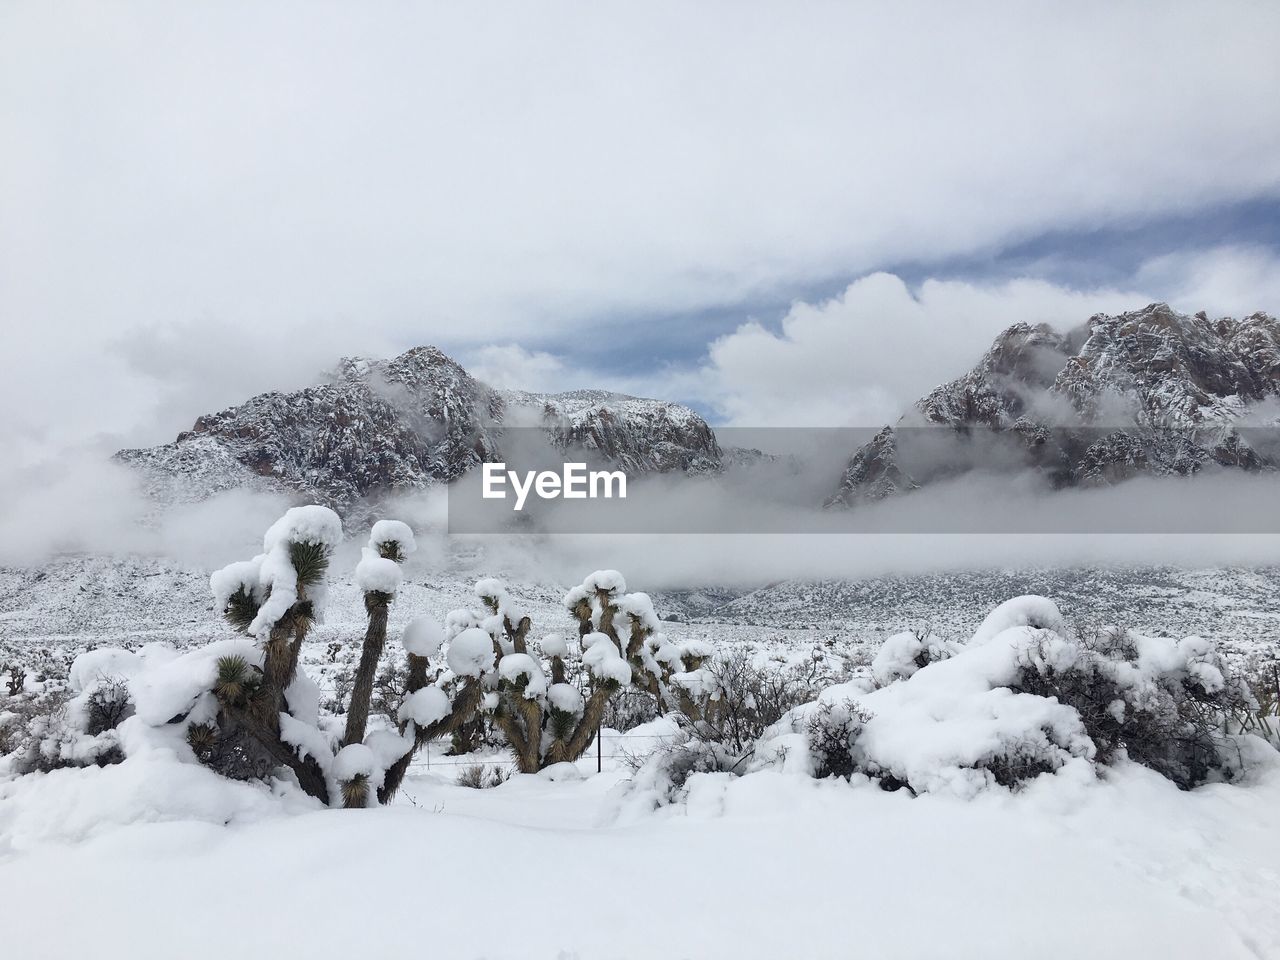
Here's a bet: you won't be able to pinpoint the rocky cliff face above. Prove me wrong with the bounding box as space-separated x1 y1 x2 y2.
118 347 721 514
830 303 1280 506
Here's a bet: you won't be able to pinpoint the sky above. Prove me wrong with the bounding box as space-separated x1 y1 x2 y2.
3 0 1280 470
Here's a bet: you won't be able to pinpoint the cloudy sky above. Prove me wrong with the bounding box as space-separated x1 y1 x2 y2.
4 1 1280 469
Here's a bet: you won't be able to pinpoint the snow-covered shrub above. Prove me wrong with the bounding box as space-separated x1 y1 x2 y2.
743 596 1266 798
1007 626 1254 789
0 669 128 776
1224 651 1280 747
626 730 742 805
602 688 662 732
870 629 957 687
682 648 840 753
624 647 846 803
806 699 871 781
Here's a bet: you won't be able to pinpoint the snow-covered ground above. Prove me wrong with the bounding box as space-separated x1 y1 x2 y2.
2 729 1278 959
2 552 1279 959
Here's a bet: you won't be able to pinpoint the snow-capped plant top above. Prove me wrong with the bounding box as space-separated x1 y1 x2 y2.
209 559 266 615
498 653 548 698
397 686 452 728
210 505 343 638
401 616 446 658
355 553 402 596
355 519 416 596
970 595 1068 646
368 519 416 557
447 627 497 678
540 633 569 658
332 743 377 781
263 505 344 554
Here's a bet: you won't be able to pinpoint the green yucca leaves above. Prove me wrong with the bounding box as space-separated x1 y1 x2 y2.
223 585 260 632
289 540 330 586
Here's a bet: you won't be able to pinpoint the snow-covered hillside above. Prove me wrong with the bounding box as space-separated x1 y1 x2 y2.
832 304 1280 505
116 347 722 517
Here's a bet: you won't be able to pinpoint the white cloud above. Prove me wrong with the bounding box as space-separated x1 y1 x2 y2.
2 1 1280 463
462 345 574 393
681 273 1147 426
680 246 1280 428
1135 245 1280 320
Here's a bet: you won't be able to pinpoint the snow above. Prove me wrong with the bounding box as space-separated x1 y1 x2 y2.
540 633 569 658
400 615 446 658
971 594 1069 646
68 648 143 693
364 729 413 770
583 569 626 594
446 627 496 678
368 519 416 556
332 743 377 782
582 637 632 685
547 682 584 715
2 753 1279 959
279 712 334 767
354 549 402 595
262 505 344 554
397 686 451 728
498 653 547 698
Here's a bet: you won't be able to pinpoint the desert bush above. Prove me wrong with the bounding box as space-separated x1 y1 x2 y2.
678 649 839 756
1007 625 1254 789
626 732 741 804
85 677 132 736
0 681 125 775
795 600 1263 794
806 699 870 781
456 763 512 789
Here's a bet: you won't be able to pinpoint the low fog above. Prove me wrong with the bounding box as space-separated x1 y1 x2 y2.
4 449 1278 591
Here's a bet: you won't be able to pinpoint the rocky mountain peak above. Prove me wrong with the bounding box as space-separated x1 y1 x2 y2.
832 304 1280 506
117 345 721 516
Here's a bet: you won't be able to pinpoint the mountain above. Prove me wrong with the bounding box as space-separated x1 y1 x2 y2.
829 303 1280 506
117 346 721 514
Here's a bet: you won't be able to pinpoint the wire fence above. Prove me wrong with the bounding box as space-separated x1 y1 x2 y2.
405 732 679 769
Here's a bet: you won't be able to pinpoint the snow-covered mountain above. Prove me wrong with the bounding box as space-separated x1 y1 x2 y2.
117 346 721 514
830 303 1280 506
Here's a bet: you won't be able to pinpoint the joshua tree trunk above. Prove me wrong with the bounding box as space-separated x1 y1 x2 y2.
343 591 390 747
562 685 614 761
223 701 330 802
378 673 484 804
495 695 544 773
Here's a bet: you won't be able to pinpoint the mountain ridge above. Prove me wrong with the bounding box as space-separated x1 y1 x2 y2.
117 345 722 515
829 302 1280 506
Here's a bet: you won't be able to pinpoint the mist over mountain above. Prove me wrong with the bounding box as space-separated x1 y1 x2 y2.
829 303 1280 506
116 345 722 517
114 303 1280 522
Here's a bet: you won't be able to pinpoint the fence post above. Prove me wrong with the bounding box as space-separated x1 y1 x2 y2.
597 722 602 773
